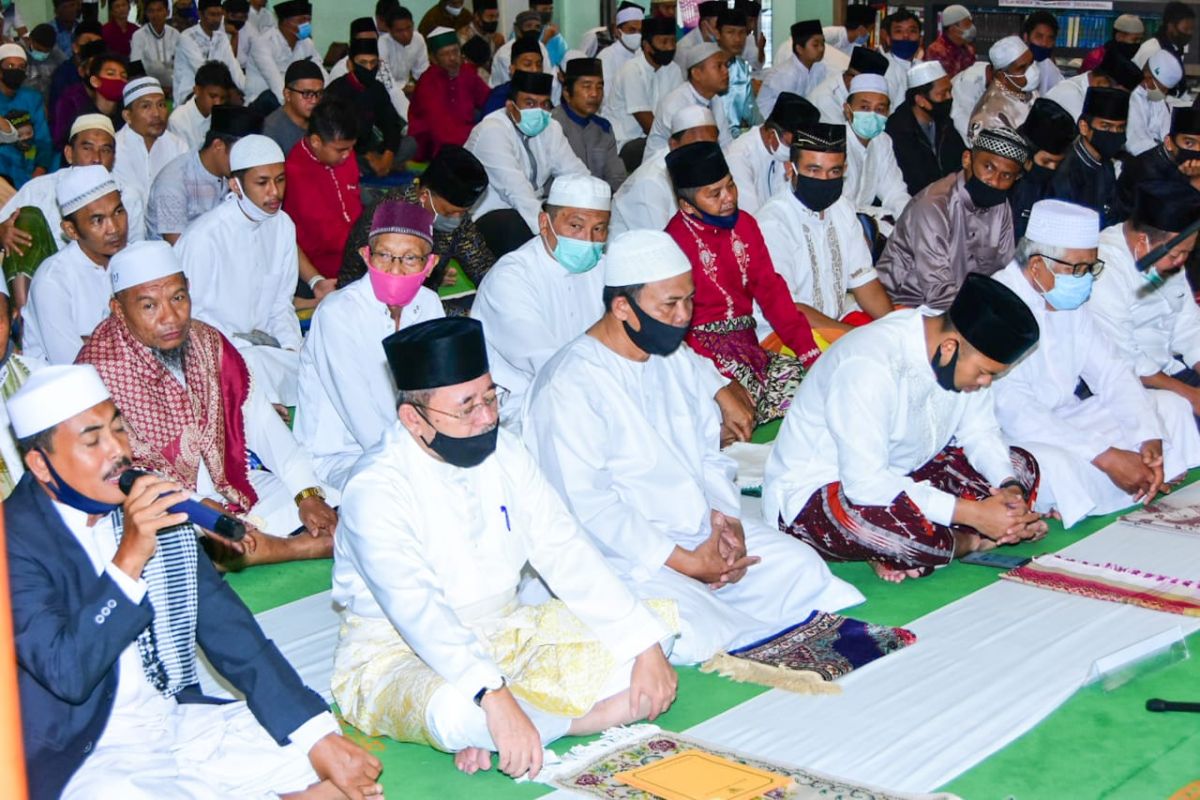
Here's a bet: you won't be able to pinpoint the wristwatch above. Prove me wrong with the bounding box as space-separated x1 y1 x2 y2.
294 486 326 506
473 676 507 707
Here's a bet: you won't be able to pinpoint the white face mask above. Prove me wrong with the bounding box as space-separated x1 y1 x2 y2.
621 32 642 52
231 177 277 223
1145 84 1167 103
768 129 790 162
445 2 465 14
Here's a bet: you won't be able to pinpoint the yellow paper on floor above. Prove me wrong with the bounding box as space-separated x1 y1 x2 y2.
614 750 792 800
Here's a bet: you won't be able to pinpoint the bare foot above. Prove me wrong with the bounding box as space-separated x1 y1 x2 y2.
281 779 353 799
868 560 922 583
454 747 493 775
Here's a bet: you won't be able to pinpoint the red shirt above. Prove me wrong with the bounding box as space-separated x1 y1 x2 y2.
283 139 363 279
925 32 976 80
101 20 138 57
408 65 491 161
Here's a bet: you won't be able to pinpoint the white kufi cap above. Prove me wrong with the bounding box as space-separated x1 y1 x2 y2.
989 35 1028 70
1113 14 1144 35
605 230 690 287
546 174 612 211
679 41 722 72
56 164 118 216
907 60 946 89
1148 50 1183 90
941 5 971 27
229 134 285 172
110 240 183 294
8 365 111 439
123 75 164 106
615 5 643 26
1025 199 1099 250
0 43 26 62
671 104 717 135
68 113 115 141
848 73 889 97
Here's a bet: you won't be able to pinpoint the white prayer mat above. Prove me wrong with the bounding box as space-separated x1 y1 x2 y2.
724 441 772 493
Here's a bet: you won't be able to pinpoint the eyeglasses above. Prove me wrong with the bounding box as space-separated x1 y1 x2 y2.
1039 254 1105 277
414 386 510 423
286 86 323 101
370 250 432 270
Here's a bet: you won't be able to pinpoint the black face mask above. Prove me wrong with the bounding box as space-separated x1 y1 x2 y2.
538 11 552 25
521 28 542 42
623 295 689 356
227 18 246 30
1 68 25 90
650 46 676 66
479 19 498 33
925 96 952 122
1027 161 1056 184
793 175 843 213
419 412 500 468
1172 138 1200 166
1114 40 1140 60
353 63 379 84
1089 128 1126 161
965 174 1009 208
931 343 959 392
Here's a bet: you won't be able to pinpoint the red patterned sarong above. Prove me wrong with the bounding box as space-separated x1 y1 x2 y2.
688 315 806 425
780 446 1040 574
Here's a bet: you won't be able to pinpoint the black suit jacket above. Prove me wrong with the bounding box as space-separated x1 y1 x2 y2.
886 101 967 198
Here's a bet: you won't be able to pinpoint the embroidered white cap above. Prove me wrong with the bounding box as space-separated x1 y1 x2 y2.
615 5 644 26
989 35 1028 70
605 229 690 287
8 365 111 439
679 41 722 72
229 133 285 171
546 174 612 211
1148 49 1183 90
110 240 183 295
848 73 889 98
56 164 119 216
671 104 717 135
907 60 946 89
123 75 164 106
941 5 971 27
1025 199 1100 250
68 113 116 141
0 43 26 63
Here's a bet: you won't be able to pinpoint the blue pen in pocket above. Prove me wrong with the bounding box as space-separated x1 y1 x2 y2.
500 505 511 531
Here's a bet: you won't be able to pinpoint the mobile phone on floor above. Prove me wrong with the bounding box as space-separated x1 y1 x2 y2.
959 551 1031 569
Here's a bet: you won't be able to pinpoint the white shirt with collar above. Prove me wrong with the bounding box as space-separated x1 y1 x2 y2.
1044 71 1089 121
808 70 849 124
1036 55 1063 95
130 23 180 91
1126 84 1173 156
596 33 639 87
645 81 733 160
112 123 189 201
174 24 246 101
758 51 827 120
245 28 324 104
166 97 209 151
23 241 112 364
882 49 917 110
724 124 789 214
844 130 911 219
608 149 674 238
603 53 682 150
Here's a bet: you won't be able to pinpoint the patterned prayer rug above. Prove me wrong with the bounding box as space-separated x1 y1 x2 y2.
699 611 917 693
1001 555 1200 617
539 725 960 800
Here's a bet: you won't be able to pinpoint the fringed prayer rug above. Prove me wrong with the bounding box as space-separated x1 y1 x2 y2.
536 724 961 800
699 611 917 693
1001 554 1200 617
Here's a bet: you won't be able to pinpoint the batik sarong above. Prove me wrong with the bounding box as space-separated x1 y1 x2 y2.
688 315 804 424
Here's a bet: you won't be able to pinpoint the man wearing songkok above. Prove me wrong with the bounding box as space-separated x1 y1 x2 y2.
757 19 826 119
130 0 180 92
112 76 188 199
837 73 911 222
325 38 416 176
953 35 1037 146
377 6 430 94
245 0 324 108
177 134 302 407
167 59 233 150
924 4 976 79
1117 107 1200 217
665 140 820 426
77 241 340 565
552 56 626 192
1045 45 1141 122
408 25 490 161
330 316 678 779
886 60 967 197
463 0 503 64
725 91 817 215
878 8 922 109
739 0 767 74
4 364 382 799
471 174 611 431
1052 87 1129 228
525 230 863 662
327 16 409 124
465 70 588 257
1022 11 1063 95
877 126 1028 310
23 165 129 364
806 45 887 126
299 202 444 491
678 0 722 53
991 200 1200 527
1081 13 1144 73
715 8 759 132
261 58 322 156
480 30 545 118
595 2 643 86
609 104 718 238
1011 98 1076 240
174 0 246 102
488 10 553 90
602 15 681 173
1090 183 1200 426
1127 50 1183 157
148 104 260 243
757 121 893 340
0 43 52 179
765 273 1044 583
644 42 732 159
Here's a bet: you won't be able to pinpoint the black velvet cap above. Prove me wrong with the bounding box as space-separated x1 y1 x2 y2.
1171 107 1200 136
273 0 311 20
350 17 376 37
1133 180 1200 233
384 318 490 391
511 34 542 60
768 91 820 129
423 145 489 208
1019 98 1075 156
1082 86 1130 122
737 1 762 16
791 19 822 45
1098 48 1142 92
698 1 724 18
349 38 379 57
948 273 1040 364
717 8 747 28
792 121 846 153
643 17 676 38
565 57 603 77
846 4 877 29
199 0 221 11
849 45 888 75
511 69 553 96
666 140 730 189
210 105 263 137
474 0 499 10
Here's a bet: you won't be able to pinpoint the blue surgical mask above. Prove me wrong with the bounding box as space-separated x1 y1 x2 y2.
1036 269 1093 310
29 50 49 63
39 449 122 515
516 107 551 137
850 110 887 140
853 34 869 46
690 208 740 229
890 39 919 61
551 231 603 273
297 20 312 40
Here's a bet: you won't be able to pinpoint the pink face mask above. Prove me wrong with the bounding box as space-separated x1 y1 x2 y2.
363 247 436 307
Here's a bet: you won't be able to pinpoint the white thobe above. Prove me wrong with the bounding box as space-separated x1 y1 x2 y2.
756 192 876 332
167 97 208 151
245 29 324 104
1044 71 1089 121
1127 84 1172 156
991 261 1200 527
331 424 670 726
807 70 849 125
328 54 409 121
764 308 1018 529
464 108 589 233
176 195 302 406
677 26 709 56
602 54 682 151
379 31 430 87
112 124 189 201
23 241 111 364
645 81 733 160
1036 56 1063 95
742 29 765 74
579 26 606 58
489 37 553 88
724 125 789 215
471 235 604 429
1091 224 1200 379
844 131 911 219
249 4 276 34
821 26 854 73
296 278 444 491
0 168 146 251
950 61 989 141
881 50 916 110
129 24 179 91
758 51 827 119
524 335 863 663
597 35 638 88
608 150 674 237
173 25 246 102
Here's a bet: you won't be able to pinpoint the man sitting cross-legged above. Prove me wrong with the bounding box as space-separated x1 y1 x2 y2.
331 317 678 781
77 240 338 567
764 274 1045 582
524 230 863 663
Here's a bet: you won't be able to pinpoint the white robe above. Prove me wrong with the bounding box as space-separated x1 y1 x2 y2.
950 61 989 142
597 34 638 88
167 97 209 151
245 29 324 104
1035 56 1063 95
23 241 111 364
470 235 605 430
724 125 789 215
173 25 246 102
881 50 916 110
644 81 733 161
602 54 682 151
129 24 179 92
807 70 849 125
489 36 553 88
764 308 1018 529
176 195 302 406
112 124 189 202
379 31 430 86
757 51 827 120
608 150 674 238
249 4 275 34
1126 84 1173 157
0 168 147 252
524 334 863 664
991 261 1200 527
296 278 444 491
844 131 911 220
1044 71 1089 121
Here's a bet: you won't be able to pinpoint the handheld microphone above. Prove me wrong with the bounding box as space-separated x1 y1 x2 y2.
118 469 246 541
1146 698 1200 713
